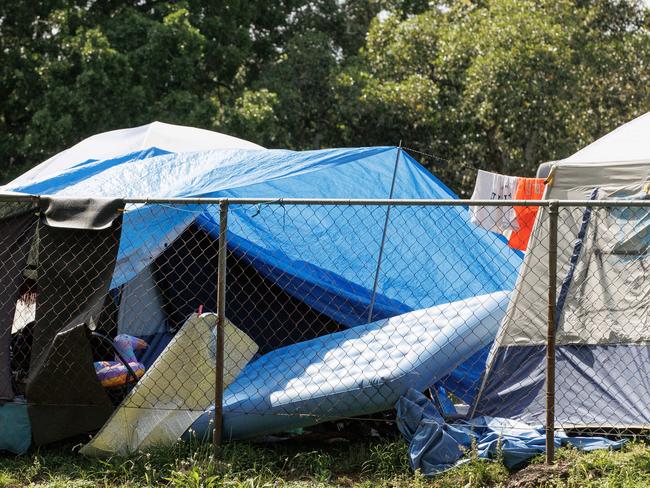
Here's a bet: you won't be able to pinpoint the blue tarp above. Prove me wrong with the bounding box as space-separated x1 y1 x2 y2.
5 145 522 400
396 389 626 474
0 398 31 455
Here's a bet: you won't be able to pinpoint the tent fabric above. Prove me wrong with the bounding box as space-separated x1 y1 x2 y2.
0 202 38 400
436 345 491 404
117 265 167 337
553 189 598 329
5 140 521 408
7 122 263 190
39 196 123 230
397 389 626 475
29 198 124 367
80 314 257 456
476 194 650 425
474 112 650 429
481 182 650 349
27 323 115 445
4 146 522 330
564 111 650 164
153 225 342 353
473 344 650 429
0 398 31 455
27 198 123 445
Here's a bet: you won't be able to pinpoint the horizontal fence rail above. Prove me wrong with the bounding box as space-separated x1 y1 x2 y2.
3 192 650 206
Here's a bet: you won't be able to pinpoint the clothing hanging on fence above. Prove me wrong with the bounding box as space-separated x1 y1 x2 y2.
508 178 545 251
469 170 519 234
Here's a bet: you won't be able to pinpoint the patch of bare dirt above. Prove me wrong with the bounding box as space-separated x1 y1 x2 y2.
505 462 570 488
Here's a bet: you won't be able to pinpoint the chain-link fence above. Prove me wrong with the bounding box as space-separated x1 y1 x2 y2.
1 195 649 462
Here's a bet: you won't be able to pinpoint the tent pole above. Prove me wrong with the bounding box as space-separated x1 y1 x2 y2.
214 200 229 457
367 142 402 323
546 200 559 464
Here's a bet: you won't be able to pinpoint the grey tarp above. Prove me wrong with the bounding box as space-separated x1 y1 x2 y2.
26 197 123 445
0 200 37 400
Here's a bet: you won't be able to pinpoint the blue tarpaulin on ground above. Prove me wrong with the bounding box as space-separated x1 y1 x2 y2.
396 389 626 474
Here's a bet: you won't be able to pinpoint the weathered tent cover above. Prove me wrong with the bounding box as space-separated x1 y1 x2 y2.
474 111 650 429
4 125 522 331
10 121 262 190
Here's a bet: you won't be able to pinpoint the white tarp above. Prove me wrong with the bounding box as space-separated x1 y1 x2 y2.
80 313 257 456
7 121 263 189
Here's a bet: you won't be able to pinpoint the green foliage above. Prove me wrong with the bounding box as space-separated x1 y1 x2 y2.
2 0 650 195
333 0 650 194
362 439 410 478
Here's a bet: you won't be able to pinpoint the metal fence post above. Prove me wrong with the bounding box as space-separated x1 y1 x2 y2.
214 200 228 456
546 200 559 464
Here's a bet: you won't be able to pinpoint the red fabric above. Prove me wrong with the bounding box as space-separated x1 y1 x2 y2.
508 178 545 251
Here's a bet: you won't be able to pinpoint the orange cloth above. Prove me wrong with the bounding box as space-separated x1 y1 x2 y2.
508 178 545 251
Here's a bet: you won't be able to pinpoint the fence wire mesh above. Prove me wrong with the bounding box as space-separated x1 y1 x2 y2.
1 197 649 456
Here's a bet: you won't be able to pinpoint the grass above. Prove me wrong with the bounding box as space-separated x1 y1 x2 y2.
1 438 650 487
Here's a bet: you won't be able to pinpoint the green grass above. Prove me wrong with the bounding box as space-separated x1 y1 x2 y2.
1 439 650 487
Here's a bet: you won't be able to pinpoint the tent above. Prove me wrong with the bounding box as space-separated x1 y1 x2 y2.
473 112 650 431
1 122 522 450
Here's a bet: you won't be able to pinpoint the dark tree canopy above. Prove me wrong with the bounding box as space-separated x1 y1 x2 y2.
2 0 650 194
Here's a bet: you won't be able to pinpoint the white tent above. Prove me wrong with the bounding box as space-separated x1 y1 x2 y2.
8 121 263 190
565 111 650 164
474 112 650 430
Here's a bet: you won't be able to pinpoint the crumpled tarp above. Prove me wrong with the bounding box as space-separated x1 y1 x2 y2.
396 389 626 474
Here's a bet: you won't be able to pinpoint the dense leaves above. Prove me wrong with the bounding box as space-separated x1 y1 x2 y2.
2 0 650 193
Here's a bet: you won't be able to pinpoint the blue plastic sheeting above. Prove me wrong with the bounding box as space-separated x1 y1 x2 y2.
397 389 626 474
437 345 491 404
6 145 522 399
9 147 171 196
0 398 31 454
112 204 199 287
6 146 521 323
188 292 509 441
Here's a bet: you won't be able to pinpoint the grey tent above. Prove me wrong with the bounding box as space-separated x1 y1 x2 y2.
474 112 650 431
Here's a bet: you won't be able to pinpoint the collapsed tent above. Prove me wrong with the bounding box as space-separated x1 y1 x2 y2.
474 111 650 430
0 122 522 451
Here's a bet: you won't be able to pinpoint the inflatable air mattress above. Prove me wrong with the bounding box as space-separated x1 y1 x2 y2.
189 291 510 440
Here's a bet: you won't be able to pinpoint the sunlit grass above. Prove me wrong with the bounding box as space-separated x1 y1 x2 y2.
0 439 648 487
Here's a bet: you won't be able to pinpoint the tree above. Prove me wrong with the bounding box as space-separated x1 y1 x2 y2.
330 0 650 194
2 0 650 194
